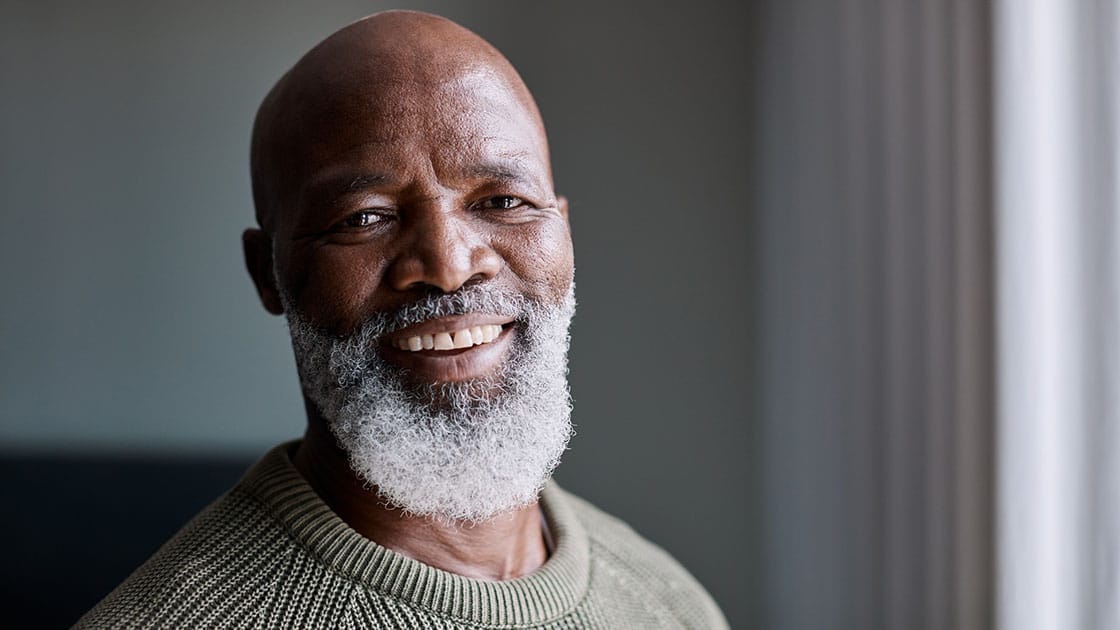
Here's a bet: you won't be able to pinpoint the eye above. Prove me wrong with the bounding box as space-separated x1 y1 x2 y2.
338 210 389 229
479 195 527 211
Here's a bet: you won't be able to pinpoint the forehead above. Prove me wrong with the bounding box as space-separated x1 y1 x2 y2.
297 68 548 183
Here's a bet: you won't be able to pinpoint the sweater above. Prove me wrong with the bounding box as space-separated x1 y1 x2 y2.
76 442 728 629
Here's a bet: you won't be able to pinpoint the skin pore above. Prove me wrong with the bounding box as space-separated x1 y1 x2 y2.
242 11 574 581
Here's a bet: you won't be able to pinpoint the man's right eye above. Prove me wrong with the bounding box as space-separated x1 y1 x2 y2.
339 211 387 229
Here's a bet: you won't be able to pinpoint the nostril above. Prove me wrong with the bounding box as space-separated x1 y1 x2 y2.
404 280 438 293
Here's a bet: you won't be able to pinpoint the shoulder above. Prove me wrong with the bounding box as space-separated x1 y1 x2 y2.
76 476 298 628
547 484 729 629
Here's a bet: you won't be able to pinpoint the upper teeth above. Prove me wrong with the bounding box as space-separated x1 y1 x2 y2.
394 324 503 352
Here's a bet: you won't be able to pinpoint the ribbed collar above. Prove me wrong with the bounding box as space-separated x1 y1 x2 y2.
239 442 591 626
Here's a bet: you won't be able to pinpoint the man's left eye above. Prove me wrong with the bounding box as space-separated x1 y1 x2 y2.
480 196 526 210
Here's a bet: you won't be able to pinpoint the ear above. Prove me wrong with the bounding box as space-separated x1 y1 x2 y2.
242 228 285 315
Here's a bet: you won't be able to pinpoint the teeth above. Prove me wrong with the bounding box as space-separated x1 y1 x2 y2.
395 324 503 352
433 332 454 350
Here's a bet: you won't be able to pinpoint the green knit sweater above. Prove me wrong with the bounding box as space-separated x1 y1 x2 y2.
77 443 728 629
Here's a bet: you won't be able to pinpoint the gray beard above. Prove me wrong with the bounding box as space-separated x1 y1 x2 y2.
282 283 575 524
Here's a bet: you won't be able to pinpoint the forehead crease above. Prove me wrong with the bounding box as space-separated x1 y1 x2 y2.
425 111 548 177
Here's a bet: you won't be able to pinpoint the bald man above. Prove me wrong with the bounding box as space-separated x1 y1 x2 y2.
78 11 727 629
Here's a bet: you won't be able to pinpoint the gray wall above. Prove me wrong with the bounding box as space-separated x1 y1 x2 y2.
0 1 755 626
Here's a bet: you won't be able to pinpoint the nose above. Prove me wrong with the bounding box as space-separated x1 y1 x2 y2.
385 207 502 293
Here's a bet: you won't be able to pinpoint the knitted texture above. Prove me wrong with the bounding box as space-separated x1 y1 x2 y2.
77 443 728 629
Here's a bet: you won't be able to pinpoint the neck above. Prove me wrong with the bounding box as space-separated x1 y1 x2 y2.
293 418 548 581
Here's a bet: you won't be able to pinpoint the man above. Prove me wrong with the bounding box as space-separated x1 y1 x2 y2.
79 10 727 629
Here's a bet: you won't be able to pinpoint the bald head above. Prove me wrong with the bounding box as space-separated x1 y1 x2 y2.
240 11 576 525
250 11 550 233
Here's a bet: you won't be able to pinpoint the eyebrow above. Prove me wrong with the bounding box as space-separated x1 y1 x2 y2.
302 172 393 205
466 158 544 188
302 156 545 203
343 173 391 192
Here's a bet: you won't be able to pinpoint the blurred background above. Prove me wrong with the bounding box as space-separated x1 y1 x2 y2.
2 1 1118 629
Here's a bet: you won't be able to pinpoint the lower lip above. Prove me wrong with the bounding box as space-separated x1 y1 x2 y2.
381 325 514 382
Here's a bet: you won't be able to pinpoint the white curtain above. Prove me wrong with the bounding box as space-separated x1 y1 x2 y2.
996 1 1120 629
755 1 1120 628
754 0 1120 627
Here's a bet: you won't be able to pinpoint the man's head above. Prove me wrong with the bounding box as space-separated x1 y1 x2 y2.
243 11 576 524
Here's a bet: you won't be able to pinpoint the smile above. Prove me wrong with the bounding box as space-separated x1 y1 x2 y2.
382 315 515 382
392 324 504 352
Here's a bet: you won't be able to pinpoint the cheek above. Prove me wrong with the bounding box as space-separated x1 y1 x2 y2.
494 218 574 301
284 245 388 333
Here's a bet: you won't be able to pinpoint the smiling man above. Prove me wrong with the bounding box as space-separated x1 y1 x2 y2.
78 11 726 629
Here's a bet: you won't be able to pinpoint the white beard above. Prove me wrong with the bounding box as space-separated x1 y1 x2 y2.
282 283 575 525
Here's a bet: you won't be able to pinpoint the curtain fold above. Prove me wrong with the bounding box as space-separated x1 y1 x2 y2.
996 1 1120 629
753 1 993 628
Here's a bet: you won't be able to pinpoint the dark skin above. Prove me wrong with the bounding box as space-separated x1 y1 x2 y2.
242 12 574 581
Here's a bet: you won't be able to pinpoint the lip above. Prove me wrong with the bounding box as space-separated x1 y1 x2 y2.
381 314 517 382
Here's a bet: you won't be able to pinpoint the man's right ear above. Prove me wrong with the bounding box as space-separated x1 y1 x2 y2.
242 228 285 315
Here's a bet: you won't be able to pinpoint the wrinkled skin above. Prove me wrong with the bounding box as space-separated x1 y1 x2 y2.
242 11 574 580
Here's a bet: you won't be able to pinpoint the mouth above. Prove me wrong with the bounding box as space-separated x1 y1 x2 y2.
390 323 506 353
381 315 517 382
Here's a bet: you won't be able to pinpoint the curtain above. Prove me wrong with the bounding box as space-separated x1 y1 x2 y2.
753 1 993 628
996 1 1120 629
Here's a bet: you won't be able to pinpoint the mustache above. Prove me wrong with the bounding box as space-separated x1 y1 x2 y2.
365 284 533 338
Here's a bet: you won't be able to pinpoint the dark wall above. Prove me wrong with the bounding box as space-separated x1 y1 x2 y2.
0 455 250 627
0 1 756 627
